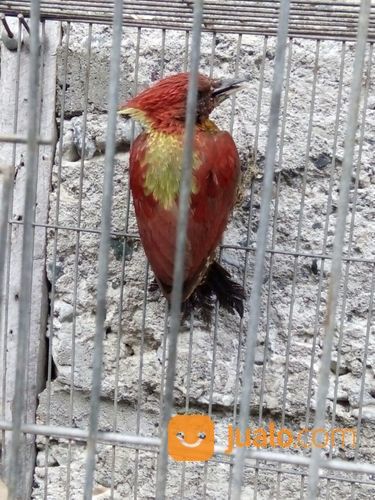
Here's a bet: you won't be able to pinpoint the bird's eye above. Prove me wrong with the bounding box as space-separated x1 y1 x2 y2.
198 432 206 440
176 431 184 439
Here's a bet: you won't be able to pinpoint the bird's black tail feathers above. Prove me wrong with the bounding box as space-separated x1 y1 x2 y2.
182 260 245 324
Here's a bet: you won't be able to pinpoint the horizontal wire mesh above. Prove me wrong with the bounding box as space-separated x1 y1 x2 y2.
1 0 375 40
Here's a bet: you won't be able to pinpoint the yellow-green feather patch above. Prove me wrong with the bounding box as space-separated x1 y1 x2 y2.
143 131 200 209
121 108 219 208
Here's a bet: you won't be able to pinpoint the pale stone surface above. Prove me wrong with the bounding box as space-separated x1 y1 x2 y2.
31 22 375 499
0 20 60 499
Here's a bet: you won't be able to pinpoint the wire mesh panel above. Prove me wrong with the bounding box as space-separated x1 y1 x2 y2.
2 0 375 39
0 1 375 499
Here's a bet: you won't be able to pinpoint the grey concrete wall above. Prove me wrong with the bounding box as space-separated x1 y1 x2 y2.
0 19 59 498
2 21 371 500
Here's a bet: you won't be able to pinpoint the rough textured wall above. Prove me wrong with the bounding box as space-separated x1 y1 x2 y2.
0 20 59 499
32 23 375 499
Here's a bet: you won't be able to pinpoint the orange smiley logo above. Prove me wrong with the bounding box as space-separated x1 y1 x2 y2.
168 415 215 461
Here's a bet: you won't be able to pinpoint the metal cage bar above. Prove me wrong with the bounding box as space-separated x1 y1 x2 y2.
83 0 124 497
307 0 372 497
326 39 374 500
155 1 204 496
7 0 41 497
1 417 375 476
231 0 291 497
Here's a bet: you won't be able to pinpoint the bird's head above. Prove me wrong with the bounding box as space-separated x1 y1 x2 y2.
118 72 247 131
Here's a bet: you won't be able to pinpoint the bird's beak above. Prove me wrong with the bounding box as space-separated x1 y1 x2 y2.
118 106 130 118
212 78 249 103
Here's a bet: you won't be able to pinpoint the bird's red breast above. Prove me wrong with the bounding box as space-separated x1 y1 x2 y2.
129 125 240 300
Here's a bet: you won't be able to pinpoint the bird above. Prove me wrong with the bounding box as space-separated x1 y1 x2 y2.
119 72 246 321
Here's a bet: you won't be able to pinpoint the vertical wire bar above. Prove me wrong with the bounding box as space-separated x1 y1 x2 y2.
66 23 93 499
209 32 216 78
158 299 169 499
329 41 373 430
158 302 169 429
326 41 373 499
109 236 128 500
160 29 166 78
202 301 219 498
281 38 320 423
300 42 347 495
228 186 255 500
204 30 243 499
228 35 268 500
229 33 242 134
251 36 268 167
133 264 150 500
231 1 291 498
156 25 192 457
350 263 375 498
1 17 22 468
25 16 45 433
179 312 194 498
23 21 45 497
306 1 371 498
299 38 345 490
259 36 292 426
0 169 13 434
178 22 198 479
109 34 143 493
43 21 71 499
157 25 176 431
232 34 268 424
184 317 195 402
304 40 346 429
83 1 123 497
201 26 219 499
253 37 294 500
155 1 204 497
277 38 321 500
182 31 190 72
183 31 189 72
155 26 170 432
108 40 143 493
122 27 141 236
109 35 141 497
253 176 281 500
154 31 171 485
7 0 41 497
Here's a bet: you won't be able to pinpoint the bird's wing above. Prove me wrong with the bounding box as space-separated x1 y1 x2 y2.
129 130 240 300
